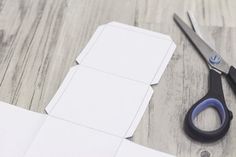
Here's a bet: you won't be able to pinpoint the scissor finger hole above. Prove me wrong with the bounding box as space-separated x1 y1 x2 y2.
191 98 226 131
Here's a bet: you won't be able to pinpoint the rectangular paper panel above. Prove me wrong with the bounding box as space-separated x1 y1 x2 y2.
24 117 122 157
46 65 153 138
77 22 176 84
25 117 174 157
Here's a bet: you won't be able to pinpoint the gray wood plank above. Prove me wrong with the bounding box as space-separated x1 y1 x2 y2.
135 0 236 27
0 0 136 112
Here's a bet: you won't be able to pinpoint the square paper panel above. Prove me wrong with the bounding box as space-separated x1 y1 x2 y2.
77 22 176 84
46 65 153 138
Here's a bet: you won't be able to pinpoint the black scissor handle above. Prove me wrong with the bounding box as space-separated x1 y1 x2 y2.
184 69 233 142
226 66 236 96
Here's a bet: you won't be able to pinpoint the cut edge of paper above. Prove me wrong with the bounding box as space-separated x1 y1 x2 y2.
151 41 176 85
45 66 78 114
107 22 172 41
124 86 153 138
76 25 105 64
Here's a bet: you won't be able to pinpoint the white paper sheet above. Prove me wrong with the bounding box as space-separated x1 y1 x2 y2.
46 65 153 138
77 22 176 84
0 102 46 157
25 116 174 157
116 140 174 157
0 102 175 157
47 22 176 138
0 22 176 157
107 22 176 85
24 116 122 157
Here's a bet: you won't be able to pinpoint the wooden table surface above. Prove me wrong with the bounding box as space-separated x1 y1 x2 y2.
0 0 236 156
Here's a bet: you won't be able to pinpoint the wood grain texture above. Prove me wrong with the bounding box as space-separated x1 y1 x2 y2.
0 0 236 156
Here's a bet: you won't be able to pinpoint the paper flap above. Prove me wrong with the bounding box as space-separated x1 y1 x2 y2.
45 66 78 114
76 25 106 63
125 87 153 138
151 42 176 84
45 65 153 138
76 22 175 85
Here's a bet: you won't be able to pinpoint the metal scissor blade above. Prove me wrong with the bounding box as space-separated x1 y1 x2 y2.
187 12 202 37
187 11 204 40
174 13 230 74
187 11 216 52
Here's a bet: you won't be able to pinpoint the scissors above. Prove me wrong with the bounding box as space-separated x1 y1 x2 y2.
174 13 234 142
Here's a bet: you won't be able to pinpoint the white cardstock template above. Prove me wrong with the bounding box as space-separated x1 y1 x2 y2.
0 22 176 157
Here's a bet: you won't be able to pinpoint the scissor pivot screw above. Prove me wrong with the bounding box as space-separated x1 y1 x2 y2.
209 55 221 64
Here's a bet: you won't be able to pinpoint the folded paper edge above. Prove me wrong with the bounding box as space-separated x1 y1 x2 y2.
76 25 106 64
151 41 176 85
107 22 172 41
124 86 153 138
45 66 78 114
